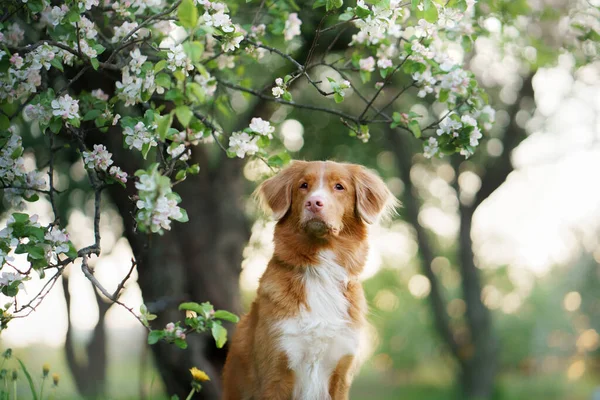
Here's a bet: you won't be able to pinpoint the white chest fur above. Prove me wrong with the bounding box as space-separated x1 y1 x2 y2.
275 251 361 400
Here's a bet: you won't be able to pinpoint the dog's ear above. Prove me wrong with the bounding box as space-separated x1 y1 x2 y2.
353 166 398 224
255 161 307 220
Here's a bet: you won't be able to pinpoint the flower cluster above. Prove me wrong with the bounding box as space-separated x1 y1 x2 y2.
0 213 75 302
82 145 129 183
123 120 158 153
135 165 188 234
115 48 156 106
0 133 46 209
284 13 302 42
228 118 275 158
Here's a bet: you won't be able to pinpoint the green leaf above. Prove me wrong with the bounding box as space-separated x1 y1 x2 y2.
175 170 186 180
27 0 44 13
423 0 438 22
83 109 102 121
313 0 326 8
355 6 371 18
156 113 173 141
66 243 78 259
183 41 204 63
411 0 419 10
438 89 449 103
211 323 227 348
325 0 343 11
66 10 80 23
11 213 30 224
90 58 100 70
17 359 38 400
282 91 292 102
267 153 291 167
360 70 371 83
178 0 198 30
175 105 193 127
155 73 171 89
178 302 204 314
214 310 240 323
187 164 200 174
174 338 188 349
50 58 63 72
446 0 467 12
188 82 205 103
334 93 344 103
408 120 422 138
147 330 165 345
0 114 9 131
154 60 167 73
173 208 189 223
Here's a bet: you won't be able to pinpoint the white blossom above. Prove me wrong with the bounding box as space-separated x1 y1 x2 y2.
112 21 139 43
423 137 439 158
359 57 376 72
82 144 114 171
109 166 128 183
0 272 25 290
222 35 243 52
51 94 80 120
284 13 302 41
129 48 147 74
44 226 70 254
272 86 284 98
124 121 157 152
194 73 217 96
202 10 235 33
91 89 109 101
228 131 259 158
436 115 462 136
249 118 274 138
377 58 393 69
166 44 193 74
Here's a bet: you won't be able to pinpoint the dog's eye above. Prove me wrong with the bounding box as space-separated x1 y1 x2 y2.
334 183 344 191
299 182 308 189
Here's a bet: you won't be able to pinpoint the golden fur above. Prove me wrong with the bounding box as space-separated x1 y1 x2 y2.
222 160 396 400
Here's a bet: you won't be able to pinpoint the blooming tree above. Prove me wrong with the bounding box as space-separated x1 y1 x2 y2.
0 0 597 392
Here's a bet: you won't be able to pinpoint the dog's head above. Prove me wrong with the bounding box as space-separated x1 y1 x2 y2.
257 160 397 239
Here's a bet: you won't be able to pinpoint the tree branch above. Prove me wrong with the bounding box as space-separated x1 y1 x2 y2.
386 127 462 362
472 74 534 208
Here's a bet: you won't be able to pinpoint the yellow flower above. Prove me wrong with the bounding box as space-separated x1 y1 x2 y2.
43 363 50 377
52 373 59 386
189 367 210 382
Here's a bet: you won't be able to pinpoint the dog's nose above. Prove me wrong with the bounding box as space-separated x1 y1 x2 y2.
305 196 324 213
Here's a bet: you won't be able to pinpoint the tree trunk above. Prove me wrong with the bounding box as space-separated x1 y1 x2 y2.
456 205 498 400
104 139 249 399
387 129 498 400
62 274 110 399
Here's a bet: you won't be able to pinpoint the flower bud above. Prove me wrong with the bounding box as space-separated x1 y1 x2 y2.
43 363 50 377
52 373 59 386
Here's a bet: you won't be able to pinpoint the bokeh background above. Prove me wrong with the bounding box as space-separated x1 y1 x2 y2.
2 0 600 398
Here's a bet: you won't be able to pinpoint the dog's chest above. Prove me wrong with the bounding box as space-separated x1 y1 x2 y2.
275 251 361 400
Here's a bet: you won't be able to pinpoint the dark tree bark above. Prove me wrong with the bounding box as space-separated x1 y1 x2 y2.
103 138 249 399
386 74 534 399
62 274 110 399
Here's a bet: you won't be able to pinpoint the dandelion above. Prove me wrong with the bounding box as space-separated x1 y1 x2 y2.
190 367 210 382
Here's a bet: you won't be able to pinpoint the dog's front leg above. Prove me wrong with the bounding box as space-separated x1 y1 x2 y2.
328 355 355 400
254 369 295 400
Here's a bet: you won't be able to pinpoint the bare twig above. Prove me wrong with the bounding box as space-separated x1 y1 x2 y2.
217 79 361 124
81 255 149 330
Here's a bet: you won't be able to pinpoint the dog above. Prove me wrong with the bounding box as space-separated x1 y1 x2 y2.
222 160 397 400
